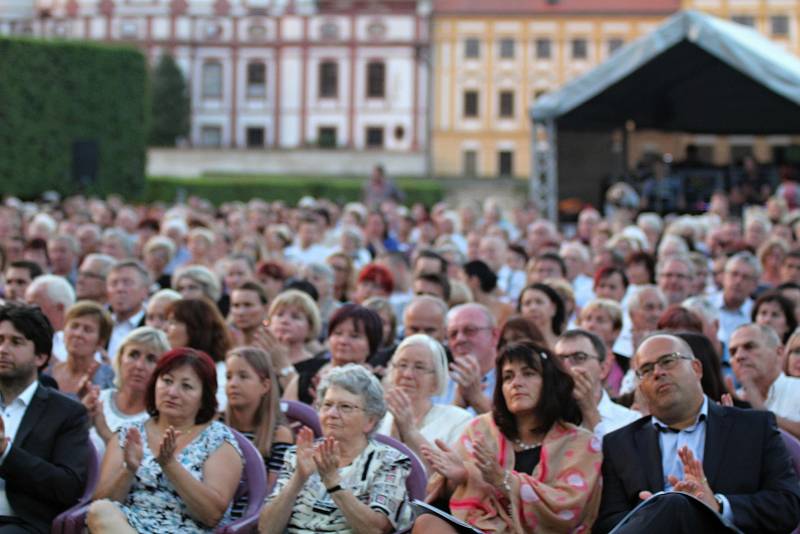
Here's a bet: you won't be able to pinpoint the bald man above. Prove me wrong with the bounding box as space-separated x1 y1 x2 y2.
596 333 800 534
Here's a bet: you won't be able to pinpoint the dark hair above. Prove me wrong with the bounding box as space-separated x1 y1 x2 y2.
558 329 607 363
674 332 725 402
0 303 53 369
137 218 160 232
752 291 797 343
508 244 529 265
657 305 703 333
235 280 269 305
367 211 389 239
415 249 448 274
492 342 582 440
463 260 497 293
626 251 656 283
24 238 49 264
517 283 566 335
778 281 800 292
146 347 218 424
284 279 319 302
414 272 450 301
536 253 567 278
328 303 383 357
257 261 287 281
497 315 546 351
8 260 43 280
166 298 232 363
593 266 629 291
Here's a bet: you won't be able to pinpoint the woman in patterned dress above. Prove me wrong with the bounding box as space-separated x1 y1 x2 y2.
86 348 244 533
259 364 413 534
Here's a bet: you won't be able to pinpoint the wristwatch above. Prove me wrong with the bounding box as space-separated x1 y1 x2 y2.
714 494 724 513
279 365 296 377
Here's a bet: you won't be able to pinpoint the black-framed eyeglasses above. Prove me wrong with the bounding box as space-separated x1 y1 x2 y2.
556 351 599 366
635 352 693 379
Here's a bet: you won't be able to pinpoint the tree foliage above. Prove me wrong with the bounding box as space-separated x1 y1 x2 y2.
149 53 190 147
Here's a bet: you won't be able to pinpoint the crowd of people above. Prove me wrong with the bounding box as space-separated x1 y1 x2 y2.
0 173 799 533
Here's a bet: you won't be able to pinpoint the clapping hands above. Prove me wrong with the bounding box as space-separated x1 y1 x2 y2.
123 427 144 474
155 426 180 468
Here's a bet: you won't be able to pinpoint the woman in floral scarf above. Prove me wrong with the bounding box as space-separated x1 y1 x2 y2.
414 342 602 533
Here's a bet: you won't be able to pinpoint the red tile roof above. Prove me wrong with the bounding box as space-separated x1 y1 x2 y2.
434 0 681 16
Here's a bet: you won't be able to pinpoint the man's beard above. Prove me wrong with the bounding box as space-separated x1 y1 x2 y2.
0 362 38 395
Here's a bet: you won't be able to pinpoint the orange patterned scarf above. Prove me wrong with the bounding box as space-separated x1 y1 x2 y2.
427 413 602 533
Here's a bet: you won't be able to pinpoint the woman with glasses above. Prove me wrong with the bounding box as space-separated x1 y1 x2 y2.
377 334 472 468
259 364 413 534
414 342 602 533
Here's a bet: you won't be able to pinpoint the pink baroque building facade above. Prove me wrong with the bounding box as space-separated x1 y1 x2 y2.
1 0 431 151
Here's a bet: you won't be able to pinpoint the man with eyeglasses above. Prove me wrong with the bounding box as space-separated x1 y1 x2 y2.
729 323 800 439
595 333 800 534
710 252 760 344
431 303 498 414
554 329 639 438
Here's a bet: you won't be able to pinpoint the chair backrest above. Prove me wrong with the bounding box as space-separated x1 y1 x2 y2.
280 399 323 437
780 429 800 476
373 433 427 501
51 439 100 534
230 429 268 515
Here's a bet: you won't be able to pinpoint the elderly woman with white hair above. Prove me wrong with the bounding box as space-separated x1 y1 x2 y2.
81 326 171 455
259 364 413 534
378 334 472 463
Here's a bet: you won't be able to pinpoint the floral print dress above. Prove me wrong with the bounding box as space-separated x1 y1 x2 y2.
117 420 243 533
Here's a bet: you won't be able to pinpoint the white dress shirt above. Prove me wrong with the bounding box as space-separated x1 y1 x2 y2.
765 373 800 422
0 380 39 516
595 389 641 438
108 308 146 360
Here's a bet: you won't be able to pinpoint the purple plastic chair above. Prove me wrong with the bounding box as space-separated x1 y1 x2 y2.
57 430 266 534
373 433 427 500
780 430 800 534
280 399 322 437
215 429 268 534
51 440 100 534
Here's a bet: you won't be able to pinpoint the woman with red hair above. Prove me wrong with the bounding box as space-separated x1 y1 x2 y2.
88 348 244 533
353 263 394 304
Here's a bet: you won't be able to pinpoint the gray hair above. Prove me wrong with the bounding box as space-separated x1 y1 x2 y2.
628 285 667 313
637 212 664 234
732 323 781 348
82 253 117 278
150 288 182 305
405 294 449 319
26 274 75 308
49 234 80 254
682 296 719 324
110 260 151 287
302 262 334 285
656 254 695 278
317 364 386 435
144 235 176 262
725 251 762 279
392 334 449 396
560 241 590 264
558 328 607 362
113 326 171 388
446 302 496 328
172 265 221 302
102 228 135 257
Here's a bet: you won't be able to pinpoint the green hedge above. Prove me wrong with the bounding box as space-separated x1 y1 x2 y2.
145 174 445 207
0 38 148 198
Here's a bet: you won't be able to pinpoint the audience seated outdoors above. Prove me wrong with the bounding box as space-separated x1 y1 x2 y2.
0 303 90 533
284 303 383 405
82 326 170 456
259 364 413 533
223 346 293 490
414 341 602 533
87 347 244 533
3 158 800 534
377 334 472 467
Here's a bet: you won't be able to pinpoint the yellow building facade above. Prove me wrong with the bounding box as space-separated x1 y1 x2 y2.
432 1 800 180
431 3 679 179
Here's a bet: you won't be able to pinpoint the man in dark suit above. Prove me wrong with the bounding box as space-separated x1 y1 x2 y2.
0 303 89 533
595 333 800 534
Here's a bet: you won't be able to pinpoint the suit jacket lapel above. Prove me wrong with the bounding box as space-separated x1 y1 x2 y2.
13 385 48 447
703 402 733 487
635 420 665 491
